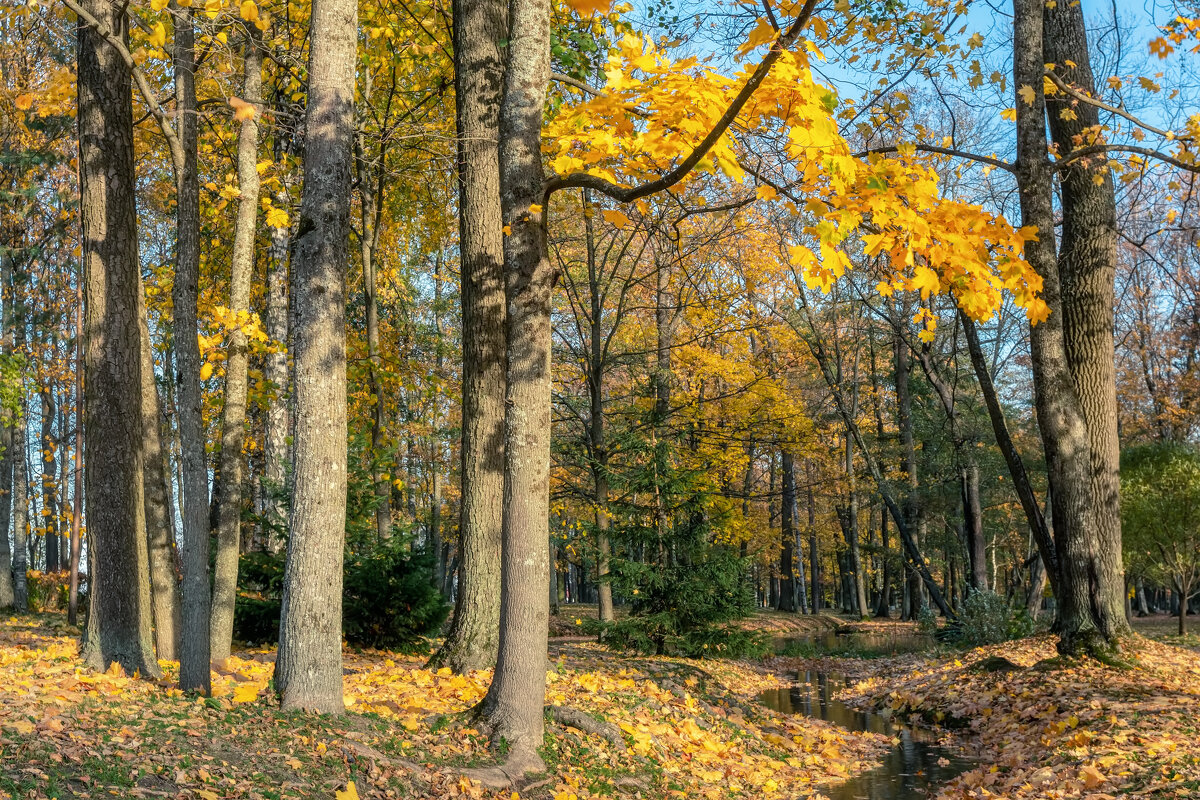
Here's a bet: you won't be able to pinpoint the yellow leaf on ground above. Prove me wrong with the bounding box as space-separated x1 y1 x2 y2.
336 781 360 800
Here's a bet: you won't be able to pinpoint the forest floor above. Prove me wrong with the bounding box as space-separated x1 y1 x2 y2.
765 615 1200 799
0 612 889 800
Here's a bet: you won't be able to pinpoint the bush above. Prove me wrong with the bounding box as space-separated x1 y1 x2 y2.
949 590 1034 647
916 605 938 635
232 544 448 652
26 570 74 613
602 546 767 659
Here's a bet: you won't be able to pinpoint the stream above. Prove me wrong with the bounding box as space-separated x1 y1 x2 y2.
758 632 972 800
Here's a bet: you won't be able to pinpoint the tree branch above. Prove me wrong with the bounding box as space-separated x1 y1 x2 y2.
62 0 186 177
852 143 1015 173
543 0 819 203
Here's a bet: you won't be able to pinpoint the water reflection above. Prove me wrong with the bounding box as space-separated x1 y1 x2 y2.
759 671 972 800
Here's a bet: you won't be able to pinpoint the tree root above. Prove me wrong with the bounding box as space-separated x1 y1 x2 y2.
547 704 624 747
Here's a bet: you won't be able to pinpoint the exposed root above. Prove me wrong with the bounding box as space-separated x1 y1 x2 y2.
546 704 624 747
459 745 546 789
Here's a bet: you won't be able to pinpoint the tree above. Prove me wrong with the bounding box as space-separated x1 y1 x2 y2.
75 0 159 677
1121 443 1200 635
211 32 263 666
427 0 506 673
274 0 359 713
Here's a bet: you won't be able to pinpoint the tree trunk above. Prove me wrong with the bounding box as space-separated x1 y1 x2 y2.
274 0 357 714
1042 0 1130 644
807 463 819 614
69 294 84 625
427 0 506 673
893 329 925 617
12 398 28 611
777 448 797 612
843 432 869 619
875 502 891 617
479 0 553 772
41 385 58 573
961 460 988 593
959 311 1060 601
583 191 614 626
173 2 212 694
1012 0 1125 657
140 304 181 659
211 34 262 665
263 116 291 552
76 0 160 676
0 248 13 609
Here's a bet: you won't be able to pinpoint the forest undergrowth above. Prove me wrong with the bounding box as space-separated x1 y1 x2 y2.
0 613 888 800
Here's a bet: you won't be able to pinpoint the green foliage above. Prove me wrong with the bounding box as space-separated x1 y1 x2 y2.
233 544 448 651
1121 443 1200 599
602 546 767 658
915 605 938 635
946 591 1035 647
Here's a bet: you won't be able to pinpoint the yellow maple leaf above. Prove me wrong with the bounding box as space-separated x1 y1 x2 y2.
14 93 33 111
239 0 257 20
601 208 630 229
200 362 215 381
149 21 167 49
151 0 168 9
1017 84 1036 105
565 0 610 15
265 207 289 229
231 682 260 703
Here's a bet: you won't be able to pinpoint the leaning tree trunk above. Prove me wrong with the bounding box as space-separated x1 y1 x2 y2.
478 0 553 774
274 0 357 714
1012 0 1118 658
427 0 507 673
76 0 159 677
211 34 262 665
173 1 212 694
1042 0 1130 643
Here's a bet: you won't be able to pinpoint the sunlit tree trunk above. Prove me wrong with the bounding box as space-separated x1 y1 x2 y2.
140 307 180 659
68 294 83 625
1013 0 1115 657
12 392 27 611
478 0 553 772
211 34 262 665
960 460 987 593
173 1 212 694
274 0 356 713
428 0 506 673
76 0 159 676
807 462 819 614
0 246 13 609
1042 0 1130 645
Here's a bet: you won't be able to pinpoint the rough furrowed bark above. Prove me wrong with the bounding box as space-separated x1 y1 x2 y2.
173 1 212 695
211 33 262 666
1012 0 1116 659
1043 0 1130 643
76 0 160 678
427 0 506 674
274 0 357 714
478 0 553 772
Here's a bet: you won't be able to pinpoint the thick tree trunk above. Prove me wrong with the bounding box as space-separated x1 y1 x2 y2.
428 0 506 673
777 448 797 612
76 0 160 676
140 307 180 659
1042 0 1130 643
1012 0 1126 657
479 0 553 773
69 300 83 625
173 2 212 694
274 0 357 714
893 329 925 617
211 35 262 665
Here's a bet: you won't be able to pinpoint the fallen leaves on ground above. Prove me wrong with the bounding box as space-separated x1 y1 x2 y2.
0 613 889 799
842 634 1200 799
